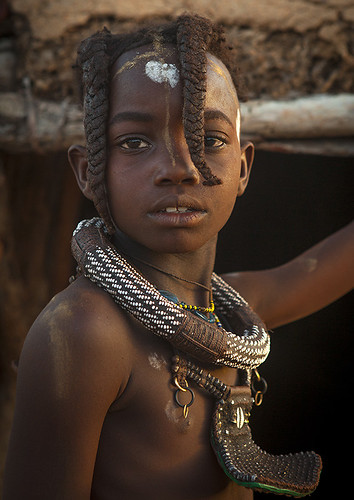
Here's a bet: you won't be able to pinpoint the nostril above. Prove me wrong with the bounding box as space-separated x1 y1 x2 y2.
154 161 200 185
181 174 198 184
157 177 174 185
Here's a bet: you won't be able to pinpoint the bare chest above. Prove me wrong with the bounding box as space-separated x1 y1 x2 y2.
90 322 251 500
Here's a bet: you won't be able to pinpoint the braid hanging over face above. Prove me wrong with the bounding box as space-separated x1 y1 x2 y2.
75 15 246 233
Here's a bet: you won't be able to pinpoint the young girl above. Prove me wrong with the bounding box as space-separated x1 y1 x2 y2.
3 14 353 500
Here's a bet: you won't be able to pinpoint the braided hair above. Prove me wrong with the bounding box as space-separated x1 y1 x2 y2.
75 14 246 233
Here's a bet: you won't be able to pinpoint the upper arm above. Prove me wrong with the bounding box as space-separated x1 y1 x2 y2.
3 282 131 499
222 223 354 329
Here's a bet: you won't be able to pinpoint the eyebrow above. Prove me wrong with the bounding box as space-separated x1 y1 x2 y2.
109 109 233 129
109 111 154 126
204 109 233 127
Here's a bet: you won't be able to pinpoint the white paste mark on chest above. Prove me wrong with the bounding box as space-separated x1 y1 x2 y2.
148 352 167 371
165 400 192 432
145 61 180 88
164 399 180 424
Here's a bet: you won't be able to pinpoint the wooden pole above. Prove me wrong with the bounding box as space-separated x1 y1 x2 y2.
240 94 354 139
1 92 354 155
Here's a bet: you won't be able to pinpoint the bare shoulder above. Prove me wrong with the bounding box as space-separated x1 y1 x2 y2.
35 274 128 333
20 275 133 402
3 277 135 497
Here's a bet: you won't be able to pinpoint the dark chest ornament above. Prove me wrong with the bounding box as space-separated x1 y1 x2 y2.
211 387 322 497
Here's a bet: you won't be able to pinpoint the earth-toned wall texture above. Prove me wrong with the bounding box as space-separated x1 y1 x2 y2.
7 0 354 100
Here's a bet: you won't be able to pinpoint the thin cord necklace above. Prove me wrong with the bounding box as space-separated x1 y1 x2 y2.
120 251 215 313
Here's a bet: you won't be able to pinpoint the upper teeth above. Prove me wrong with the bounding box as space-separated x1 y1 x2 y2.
165 207 190 213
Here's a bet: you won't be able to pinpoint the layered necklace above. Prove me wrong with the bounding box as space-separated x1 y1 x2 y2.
72 218 270 369
71 218 322 497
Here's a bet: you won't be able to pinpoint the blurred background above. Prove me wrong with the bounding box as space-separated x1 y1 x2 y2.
1 0 353 497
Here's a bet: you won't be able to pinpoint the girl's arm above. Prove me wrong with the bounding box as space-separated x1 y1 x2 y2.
222 222 353 329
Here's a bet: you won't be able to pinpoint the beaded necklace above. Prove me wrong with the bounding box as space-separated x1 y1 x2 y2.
119 250 216 315
159 289 221 324
72 218 270 369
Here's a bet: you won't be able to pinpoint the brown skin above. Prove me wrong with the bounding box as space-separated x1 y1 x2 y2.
3 46 353 500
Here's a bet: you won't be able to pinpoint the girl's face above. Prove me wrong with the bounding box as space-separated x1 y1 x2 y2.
106 45 252 255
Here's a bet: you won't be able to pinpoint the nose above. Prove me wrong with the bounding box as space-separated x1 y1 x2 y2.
154 139 200 186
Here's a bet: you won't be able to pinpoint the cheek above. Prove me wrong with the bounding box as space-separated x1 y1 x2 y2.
106 166 135 221
220 162 241 196
215 171 240 223
210 185 238 235
220 190 237 222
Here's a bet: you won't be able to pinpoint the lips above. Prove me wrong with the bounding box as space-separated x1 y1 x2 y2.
149 196 206 214
162 207 195 213
148 196 207 226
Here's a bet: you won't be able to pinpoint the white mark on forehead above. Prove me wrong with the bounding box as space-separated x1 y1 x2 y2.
145 60 179 88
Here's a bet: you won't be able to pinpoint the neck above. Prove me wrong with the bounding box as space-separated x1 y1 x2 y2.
111 229 217 307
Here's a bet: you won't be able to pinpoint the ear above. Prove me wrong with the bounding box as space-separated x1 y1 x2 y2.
68 145 93 200
238 141 254 196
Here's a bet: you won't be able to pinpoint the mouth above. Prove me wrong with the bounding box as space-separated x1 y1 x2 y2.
150 196 206 214
148 201 207 227
159 206 197 213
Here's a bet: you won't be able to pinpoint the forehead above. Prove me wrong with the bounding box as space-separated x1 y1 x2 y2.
111 44 239 111
109 46 240 143
205 53 239 112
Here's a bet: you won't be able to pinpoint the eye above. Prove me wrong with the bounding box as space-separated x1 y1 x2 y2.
204 135 226 150
117 137 151 151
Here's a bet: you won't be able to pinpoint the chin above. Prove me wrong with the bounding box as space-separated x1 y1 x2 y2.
145 234 215 255
114 225 217 256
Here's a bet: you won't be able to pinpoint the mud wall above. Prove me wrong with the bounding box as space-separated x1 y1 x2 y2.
5 0 354 100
